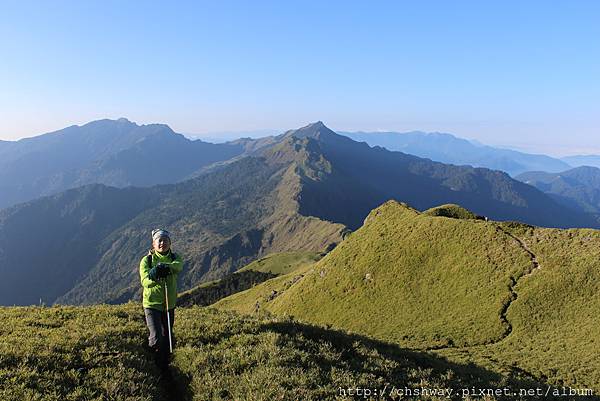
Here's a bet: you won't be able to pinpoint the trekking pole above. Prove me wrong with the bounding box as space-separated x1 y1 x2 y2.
164 280 173 353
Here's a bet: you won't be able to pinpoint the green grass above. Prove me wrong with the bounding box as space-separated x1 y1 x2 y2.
236 251 322 275
215 200 600 393
212 263 314 315
257 201 530 348
180 251 321 297
422 203 481 220
472 223 600 388
1 303 565 401
0 304 166 401
177 251 322 308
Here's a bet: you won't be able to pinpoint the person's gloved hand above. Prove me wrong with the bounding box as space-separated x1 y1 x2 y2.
156 263 171 279
148 265 159 281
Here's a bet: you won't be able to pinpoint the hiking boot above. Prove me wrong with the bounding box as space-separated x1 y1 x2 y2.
146 344 163 368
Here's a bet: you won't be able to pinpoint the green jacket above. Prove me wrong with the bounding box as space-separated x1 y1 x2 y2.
139 250 183 311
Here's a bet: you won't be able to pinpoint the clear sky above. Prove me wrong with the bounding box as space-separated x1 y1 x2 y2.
0 0 598 156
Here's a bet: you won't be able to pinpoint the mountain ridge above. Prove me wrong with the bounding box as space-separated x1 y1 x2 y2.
339 130 572 176
0 118 246 209
286 123 597 230
516 165 600 214
2 121 598 306
561 154 600 169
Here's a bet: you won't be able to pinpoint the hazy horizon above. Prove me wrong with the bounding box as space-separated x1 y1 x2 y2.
1 1 598 156
3 116 599 158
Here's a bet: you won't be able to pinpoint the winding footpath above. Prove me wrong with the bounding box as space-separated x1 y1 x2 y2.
424 224 541 351
495 225 542 340
421 224 545 383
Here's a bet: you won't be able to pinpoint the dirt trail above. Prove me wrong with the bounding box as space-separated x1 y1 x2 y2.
421 225 544 383
495 225 541 340
425 224 541 351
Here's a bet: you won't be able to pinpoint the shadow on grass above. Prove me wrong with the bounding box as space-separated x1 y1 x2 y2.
257 319 599 401
66 327 193 401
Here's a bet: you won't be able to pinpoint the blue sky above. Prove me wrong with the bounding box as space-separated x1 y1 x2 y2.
0 0 598 155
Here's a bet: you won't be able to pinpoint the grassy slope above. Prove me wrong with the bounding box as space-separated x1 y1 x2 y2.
204 250 323 314
177 251 321 307
215 200 600 391
423 203 481 220
0 304 167 401
466 223 600 387
269 201 530 348
181 250 321 296
1 303 563 401
213 263 315 315
236 251 322 275
436 223 600 389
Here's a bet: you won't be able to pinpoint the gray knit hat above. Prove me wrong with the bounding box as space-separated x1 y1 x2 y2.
151 229 170 242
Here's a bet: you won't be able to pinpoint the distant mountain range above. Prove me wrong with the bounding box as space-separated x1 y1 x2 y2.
560 155 600 169
0 118 245 209
516 166 600 214
338 130 571 176
186 129 281 143
1 120 598 306
5 119 599 212
338 131 600 214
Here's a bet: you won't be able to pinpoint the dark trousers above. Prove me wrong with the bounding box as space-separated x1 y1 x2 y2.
144 307 175 368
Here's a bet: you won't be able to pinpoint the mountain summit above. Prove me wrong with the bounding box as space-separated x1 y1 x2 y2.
0 119 245 208
282 121 334 140
267 122 597 230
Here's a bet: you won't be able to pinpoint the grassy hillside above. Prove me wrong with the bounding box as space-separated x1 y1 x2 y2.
215 200 600 392
236 251 322 275
266 201 530 348
423 203 482 220
213 262 315 315
472 222 600 387
1 303 570 401
177 252 321 307
176 270 278 307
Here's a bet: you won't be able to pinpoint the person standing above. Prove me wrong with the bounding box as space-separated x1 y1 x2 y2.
139 228 183 371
